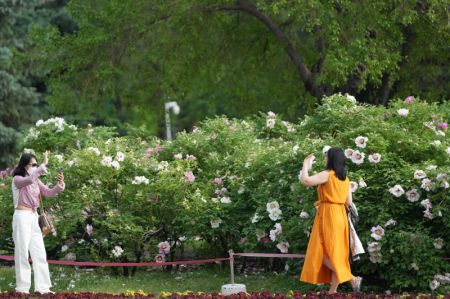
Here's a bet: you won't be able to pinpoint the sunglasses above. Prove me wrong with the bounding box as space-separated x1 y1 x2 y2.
30 163 38 167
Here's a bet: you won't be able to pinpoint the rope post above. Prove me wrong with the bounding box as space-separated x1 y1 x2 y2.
228 249 235 284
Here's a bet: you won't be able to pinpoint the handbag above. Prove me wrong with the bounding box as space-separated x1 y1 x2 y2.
38 194 55 237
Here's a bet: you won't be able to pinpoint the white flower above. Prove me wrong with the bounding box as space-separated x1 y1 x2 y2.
397 108 409 116
384 219 396 227
426 165 437 171
266 201 280 213
267 111 276 118
389 185 405 197
441 181 450 189
424 209 434 219
282 121 296 132
116 152 125 162
54 154 64 163
269 223 282 241
220 196 231 204
368 153 381 163
186 154 197 160
405 189 420 202
101 155 113 167
67 160 76 167
345 93 356 104
351 150 365 165
86 224 93 236
292 145 300 154
367 242 381 253
344 149 354 159
431 140 441 146
410 263 419 271
276 242 289 253
429 279 440 291
36 119 44 126
210 218 222 229
157 161 169 171
433 238 444 249
132 176 149 185
446 147 450 155
421 199 432 210
112 246 124 258
371 225 385 240
211 198 219 203
268 209 282 221
436 173 447 181
322 145 331 154
350 181 358 192
358 178 367 188
424 121 436 130
299 211 309 219
88 147 101 156
266 118 276 129
355 136 368 148
421 178 433 191
238 186 245 194
369 252 383 263
61 245 68 252
251 213 260 223
111 161 120 170
174 153 183 160
436 130 445 136
414 170 427 179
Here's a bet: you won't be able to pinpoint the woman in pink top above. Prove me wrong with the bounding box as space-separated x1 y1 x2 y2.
12 151 65 294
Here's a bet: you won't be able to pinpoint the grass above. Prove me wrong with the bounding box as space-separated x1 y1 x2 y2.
0 264 318 294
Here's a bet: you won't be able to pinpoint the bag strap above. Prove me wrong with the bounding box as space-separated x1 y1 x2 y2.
39 192 45 213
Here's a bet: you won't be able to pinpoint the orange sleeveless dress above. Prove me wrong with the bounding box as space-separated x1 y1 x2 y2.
299 170 353 284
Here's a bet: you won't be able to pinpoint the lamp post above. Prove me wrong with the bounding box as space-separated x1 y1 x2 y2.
164 101 180 140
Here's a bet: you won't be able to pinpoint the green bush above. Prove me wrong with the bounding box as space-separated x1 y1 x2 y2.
0 95 448 292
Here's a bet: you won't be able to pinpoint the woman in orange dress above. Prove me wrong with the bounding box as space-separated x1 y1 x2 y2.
299 147 362 294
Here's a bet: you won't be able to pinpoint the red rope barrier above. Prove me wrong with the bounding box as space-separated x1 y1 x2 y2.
0 252 305 267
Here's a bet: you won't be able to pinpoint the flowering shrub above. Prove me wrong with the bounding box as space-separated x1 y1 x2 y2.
0 94 448 292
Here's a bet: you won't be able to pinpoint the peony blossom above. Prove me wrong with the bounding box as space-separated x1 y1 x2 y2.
101 156 113 167
368 153 381 163
266 201 280 213
210 218 222 229
251 213 260 223
155 254 165 263
111 246 124 258
384 219 396 227
404 96 414 104
212 177 223 185
421 178 433 191
174 153 183 160
269 209 282 221
86 224 93 237
367 242 381 253
116 152 125 162
355 136 368 148
350 181 358 193
438 122 448 130
433 238 444 250
351 150 365 165
371 225 385 240
405 189 420 202
132 176 149 185
429 280 440 291
184 171 195 183
299 211 309 219
358 178 367 188
111 161 120 170
266 118 275 129
414 170 427 179
389 185 405 197
158 241 171 255
344 149 354 159
88 147 101 156
186 154 197 161
397 108 409 117
276 242 289 253
220 196 231 204
420 199 432 210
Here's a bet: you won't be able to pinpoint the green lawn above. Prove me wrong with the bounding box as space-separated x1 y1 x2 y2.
0 265 319 294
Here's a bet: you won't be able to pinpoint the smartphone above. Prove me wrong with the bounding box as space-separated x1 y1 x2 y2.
58 168 64 174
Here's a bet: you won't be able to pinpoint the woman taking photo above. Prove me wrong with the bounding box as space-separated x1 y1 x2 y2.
12 151 65 294
299 147 362 294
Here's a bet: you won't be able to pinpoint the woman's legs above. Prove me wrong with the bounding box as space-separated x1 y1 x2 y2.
13 211 32 293
323 255 339 293
29 213 52 292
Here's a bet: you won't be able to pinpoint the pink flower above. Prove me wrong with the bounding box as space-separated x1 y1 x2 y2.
184 171 195 183
85 224 93 237
145 148 154 157
155 254 165 263
158 241 170 255
438 122 448 130
404 96 414 104
212 178 223 185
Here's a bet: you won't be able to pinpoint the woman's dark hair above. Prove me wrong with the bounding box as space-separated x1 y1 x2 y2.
326 147 347 180
12 153 37 177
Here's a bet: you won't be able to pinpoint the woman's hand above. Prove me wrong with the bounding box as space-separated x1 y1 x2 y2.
303 154 315 168
57 173 64 184
43 151 49 165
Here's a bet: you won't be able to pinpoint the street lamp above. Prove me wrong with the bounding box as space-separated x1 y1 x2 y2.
164 101 180 140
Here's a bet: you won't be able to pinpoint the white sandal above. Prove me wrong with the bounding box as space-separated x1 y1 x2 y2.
352 276 363 292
